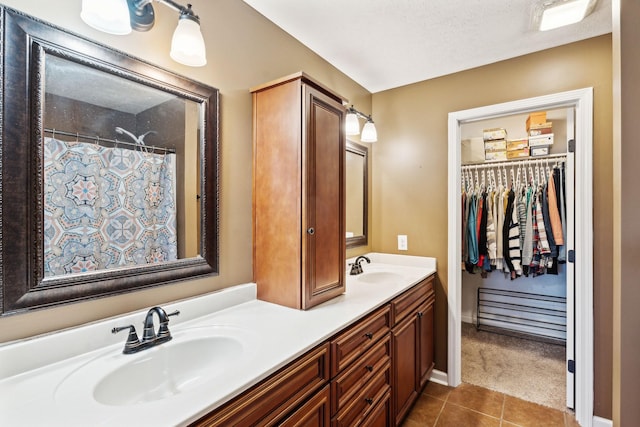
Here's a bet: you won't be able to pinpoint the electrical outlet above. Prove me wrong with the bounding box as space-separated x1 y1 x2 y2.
397 235 408 251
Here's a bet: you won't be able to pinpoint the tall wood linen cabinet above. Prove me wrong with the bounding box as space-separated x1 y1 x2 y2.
251 72 346 310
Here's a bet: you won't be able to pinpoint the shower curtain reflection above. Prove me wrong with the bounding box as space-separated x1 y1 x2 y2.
43 137 178 277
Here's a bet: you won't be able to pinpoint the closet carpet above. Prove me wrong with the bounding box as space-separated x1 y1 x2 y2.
461 322 566 411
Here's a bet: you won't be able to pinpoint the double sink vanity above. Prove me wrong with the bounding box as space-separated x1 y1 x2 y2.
0 253 436 426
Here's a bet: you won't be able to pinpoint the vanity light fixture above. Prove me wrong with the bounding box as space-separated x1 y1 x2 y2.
81 0 207 67
537 0 597 31
345 106 378 143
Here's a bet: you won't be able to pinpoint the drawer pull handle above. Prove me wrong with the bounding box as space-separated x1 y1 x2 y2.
365 397 374 405
365 365 374 372
364 332 373 340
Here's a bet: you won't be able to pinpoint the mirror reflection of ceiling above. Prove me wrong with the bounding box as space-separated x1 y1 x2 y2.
46 55 174 115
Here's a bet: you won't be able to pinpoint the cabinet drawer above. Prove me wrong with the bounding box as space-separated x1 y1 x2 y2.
391 276 434 325
360 389 391 427
279 385 330 427
191 343 330 427
331 362 391 427
331 334 391 415
330 306 391 377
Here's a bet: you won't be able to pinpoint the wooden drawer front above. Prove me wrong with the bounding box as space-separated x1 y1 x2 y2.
331 334 391 415
191 343 330 427
330 306 391 377
331 363 391 427
360 389 391 427
391 276 434 325
279 385 330 427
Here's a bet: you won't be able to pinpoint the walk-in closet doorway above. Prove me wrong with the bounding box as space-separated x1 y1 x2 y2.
446 88 594 427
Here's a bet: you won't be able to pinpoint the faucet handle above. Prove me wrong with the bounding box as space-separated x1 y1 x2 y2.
112 325 142 354
157 310 180 341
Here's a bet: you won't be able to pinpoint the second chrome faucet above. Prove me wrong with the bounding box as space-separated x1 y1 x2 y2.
349 255 371 275
112 306 180 354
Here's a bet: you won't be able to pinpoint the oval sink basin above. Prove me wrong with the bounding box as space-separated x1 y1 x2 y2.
357 271 403 284
55 326 253 407
95 335 242 405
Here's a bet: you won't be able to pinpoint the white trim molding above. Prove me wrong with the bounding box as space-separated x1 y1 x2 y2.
447 88 594 427
592 416 613 427
428 369 448 386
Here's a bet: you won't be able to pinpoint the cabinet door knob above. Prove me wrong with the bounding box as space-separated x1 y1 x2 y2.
417 311 424 318
365 365 374 372
365 397 374 405
307 227 315 235
364 332 373 340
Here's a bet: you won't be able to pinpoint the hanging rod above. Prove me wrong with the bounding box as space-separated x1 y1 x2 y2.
43 128 176 154
461 153 566 170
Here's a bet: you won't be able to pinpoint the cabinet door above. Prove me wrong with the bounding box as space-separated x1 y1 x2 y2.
280 385 330 427
301 85 345 309
417 296 435 389
392 314 418 425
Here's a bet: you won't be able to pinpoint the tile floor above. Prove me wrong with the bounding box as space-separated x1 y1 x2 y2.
402 382 580 427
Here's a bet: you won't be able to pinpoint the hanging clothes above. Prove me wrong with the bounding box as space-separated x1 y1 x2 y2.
549 168 563 245
460 157 566 280
521 186 534 276
466 193 479 272
558 164 567 263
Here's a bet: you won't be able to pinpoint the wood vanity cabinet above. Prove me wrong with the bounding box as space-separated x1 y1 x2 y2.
329 306 392 427
190 276 435 427
251 72 347 310
190 343 330 427
391 276 436 425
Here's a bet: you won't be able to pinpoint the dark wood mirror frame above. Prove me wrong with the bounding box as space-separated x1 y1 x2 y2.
0 7 220 315
346 141 368 249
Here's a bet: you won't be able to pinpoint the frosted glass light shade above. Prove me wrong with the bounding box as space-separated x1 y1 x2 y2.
345 112 360 135
170 17 207 67
81 0 132 35
539 0 590 31
361 121 378 143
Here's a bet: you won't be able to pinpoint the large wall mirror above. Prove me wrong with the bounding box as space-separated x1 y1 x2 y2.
346 141 368 248
1 8 219 314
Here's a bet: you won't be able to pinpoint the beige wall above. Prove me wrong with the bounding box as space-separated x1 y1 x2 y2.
613 0 640 425
0 1 620 420
0 0 371 342
371 35 613 418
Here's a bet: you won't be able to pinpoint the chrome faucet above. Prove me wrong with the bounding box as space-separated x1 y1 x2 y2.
349 255 371 275
112 306 180 354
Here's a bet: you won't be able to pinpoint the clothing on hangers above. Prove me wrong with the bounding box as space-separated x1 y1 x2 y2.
460 157 566 278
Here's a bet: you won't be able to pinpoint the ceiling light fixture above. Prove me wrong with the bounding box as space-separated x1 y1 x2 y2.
537 0 597 31
346 106 378 143
81 0 207 67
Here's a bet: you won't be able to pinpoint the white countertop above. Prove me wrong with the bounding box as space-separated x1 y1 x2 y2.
0 253 435 426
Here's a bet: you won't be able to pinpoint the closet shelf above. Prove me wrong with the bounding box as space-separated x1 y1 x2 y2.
462 153 567 168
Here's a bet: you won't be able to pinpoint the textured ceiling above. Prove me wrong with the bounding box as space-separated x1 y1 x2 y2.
242 0 612 93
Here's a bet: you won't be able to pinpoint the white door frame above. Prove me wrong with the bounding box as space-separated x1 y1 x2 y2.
446 88 593 427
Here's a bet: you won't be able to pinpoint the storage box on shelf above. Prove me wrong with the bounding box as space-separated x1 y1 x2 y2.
507 148 530 159
483 128 507 161
526 111 547 131
483 128 507 141
528 122 553 136
531 146 550 157
506 138 529 160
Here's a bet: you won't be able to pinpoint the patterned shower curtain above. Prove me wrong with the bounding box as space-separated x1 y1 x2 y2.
43 137 178 277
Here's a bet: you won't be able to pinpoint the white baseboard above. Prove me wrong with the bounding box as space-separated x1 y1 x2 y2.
461 314 474 324
592 416 613 427
429 369 448 386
